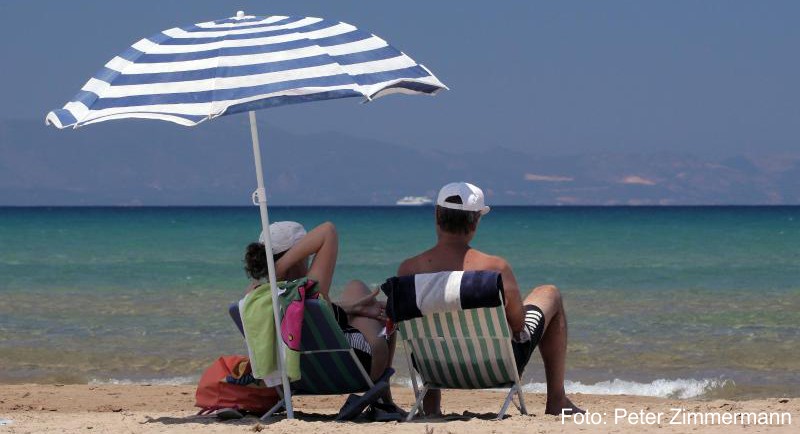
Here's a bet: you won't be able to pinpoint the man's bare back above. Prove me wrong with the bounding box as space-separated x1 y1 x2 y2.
398 244 526 333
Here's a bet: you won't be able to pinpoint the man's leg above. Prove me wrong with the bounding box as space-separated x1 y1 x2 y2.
522 284 583 415
422 390 442 417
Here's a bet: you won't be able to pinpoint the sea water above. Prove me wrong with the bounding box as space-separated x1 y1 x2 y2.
1 206 798 399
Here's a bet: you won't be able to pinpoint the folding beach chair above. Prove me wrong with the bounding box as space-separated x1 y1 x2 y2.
229 298 392 421
395 303 528 421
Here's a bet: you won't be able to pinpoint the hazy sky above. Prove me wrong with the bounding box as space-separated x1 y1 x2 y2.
2 0 798 157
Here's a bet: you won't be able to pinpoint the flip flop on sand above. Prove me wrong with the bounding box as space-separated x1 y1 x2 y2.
367 402 406 422
215 408 244 420
335 380 390 421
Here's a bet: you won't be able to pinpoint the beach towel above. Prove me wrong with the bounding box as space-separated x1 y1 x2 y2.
380 270 504 322
240 278 318 386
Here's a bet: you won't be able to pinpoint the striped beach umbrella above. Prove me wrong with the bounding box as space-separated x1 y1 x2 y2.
46 11 447 419
46 11 445 128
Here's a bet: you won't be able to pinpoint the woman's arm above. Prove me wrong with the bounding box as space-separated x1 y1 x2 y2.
275 222 338 299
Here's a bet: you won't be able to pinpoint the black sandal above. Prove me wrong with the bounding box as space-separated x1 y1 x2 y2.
335 380 390 421
367 402 406 422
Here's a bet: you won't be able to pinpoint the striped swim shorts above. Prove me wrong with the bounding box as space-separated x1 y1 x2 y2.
511 305 546 375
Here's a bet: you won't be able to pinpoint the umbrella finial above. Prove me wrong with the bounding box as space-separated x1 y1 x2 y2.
236 10 245 19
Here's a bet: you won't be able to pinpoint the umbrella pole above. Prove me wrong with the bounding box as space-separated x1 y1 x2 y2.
248 110 295 419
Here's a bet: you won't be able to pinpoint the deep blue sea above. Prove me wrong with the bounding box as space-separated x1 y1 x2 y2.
1 206 798 399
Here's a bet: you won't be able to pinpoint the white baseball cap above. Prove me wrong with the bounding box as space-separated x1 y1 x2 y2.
436 182 491 215
259 221 307 255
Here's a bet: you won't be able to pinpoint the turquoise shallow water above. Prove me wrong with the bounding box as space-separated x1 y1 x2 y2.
1 206 798 399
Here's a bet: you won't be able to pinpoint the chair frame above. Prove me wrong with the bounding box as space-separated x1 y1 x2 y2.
229 299 379 422
261 344 375 421
398 306 528 421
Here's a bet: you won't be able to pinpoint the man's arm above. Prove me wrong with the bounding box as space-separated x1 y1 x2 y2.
497 258 525 334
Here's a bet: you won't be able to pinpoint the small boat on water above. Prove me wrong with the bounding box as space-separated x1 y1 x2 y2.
396 196 433 206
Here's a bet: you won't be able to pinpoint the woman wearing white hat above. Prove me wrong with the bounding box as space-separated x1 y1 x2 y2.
243 221 401 414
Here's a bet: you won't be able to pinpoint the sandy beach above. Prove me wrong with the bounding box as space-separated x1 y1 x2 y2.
0 384 796 433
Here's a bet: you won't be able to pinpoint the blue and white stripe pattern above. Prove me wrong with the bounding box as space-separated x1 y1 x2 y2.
382 271 504 323
46 12 447 129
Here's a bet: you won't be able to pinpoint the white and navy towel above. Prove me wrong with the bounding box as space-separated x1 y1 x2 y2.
381 271 504 322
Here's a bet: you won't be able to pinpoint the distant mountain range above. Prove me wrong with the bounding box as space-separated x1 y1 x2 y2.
1 118 799 205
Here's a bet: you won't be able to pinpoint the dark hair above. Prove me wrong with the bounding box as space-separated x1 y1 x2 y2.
244 243 285 280
435 195 481 235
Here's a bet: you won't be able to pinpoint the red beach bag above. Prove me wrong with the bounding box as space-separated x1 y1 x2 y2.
195 355 279 415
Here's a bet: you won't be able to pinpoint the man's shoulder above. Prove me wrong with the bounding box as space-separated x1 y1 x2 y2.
397 252 427 276
468 249 510 271
397 248 511 276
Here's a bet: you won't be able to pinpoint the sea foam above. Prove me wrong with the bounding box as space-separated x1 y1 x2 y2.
393 377 731 399
88 376 197 386
90 375 729 399
523 378 731 399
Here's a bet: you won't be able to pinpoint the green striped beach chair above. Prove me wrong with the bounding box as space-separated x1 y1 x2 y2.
396 304 528 421
229 298 390 421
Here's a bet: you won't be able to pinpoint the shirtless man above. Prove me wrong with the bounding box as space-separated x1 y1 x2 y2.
397 182 583 416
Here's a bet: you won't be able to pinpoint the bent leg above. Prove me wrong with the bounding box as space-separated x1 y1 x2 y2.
522 284 583 415
339 280 405 409
339 280 390 381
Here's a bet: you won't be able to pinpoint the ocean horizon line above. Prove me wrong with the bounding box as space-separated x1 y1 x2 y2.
2 204 800 209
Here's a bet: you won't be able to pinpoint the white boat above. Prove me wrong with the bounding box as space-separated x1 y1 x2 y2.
396 196 433 206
